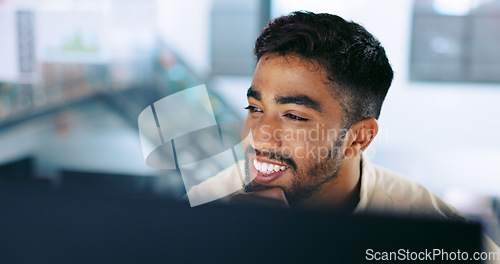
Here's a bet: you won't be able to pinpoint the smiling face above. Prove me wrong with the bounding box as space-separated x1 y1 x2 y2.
243 53 350 205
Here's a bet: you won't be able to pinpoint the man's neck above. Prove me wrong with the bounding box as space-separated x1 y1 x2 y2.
295 156 362 212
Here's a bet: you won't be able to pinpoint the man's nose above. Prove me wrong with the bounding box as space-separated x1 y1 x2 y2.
251 115 282 150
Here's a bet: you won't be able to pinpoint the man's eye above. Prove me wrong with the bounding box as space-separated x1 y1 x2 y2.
244 106 262 113
284 113 308 122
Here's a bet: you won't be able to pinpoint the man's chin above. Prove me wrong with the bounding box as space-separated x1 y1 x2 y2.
243 181 274 193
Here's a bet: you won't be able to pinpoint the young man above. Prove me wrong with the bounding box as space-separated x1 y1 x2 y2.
190 11 464 220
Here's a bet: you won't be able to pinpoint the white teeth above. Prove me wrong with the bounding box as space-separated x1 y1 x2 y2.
261 163 268 172
253 160 288 174
253 160 261 171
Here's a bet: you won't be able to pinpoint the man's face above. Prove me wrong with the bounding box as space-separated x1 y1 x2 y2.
243 53 348 205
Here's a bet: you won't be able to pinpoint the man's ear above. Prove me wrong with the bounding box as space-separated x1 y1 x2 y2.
344 118 378 158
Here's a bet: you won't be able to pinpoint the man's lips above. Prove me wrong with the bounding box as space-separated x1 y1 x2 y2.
250 157 289 184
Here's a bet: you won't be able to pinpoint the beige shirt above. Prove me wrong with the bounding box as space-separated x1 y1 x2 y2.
188 155 499 260
352 155 466 221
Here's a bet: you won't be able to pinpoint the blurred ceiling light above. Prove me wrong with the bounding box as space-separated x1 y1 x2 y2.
432 0 491 16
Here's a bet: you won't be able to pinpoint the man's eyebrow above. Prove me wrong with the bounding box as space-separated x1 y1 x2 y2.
246 86 261 101
275 95 324 113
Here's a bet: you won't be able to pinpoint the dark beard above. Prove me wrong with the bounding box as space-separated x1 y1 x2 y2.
286 149 342 205
243 139 344 206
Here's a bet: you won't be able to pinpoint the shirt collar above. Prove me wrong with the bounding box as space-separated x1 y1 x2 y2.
352 153 376 214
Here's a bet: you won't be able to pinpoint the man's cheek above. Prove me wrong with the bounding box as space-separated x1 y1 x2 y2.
241 128 254 149
317 145 331 161
287 144 305 160
241 118 254 142
291 142 317 161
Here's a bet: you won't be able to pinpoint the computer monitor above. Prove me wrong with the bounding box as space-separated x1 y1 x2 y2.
0 184 483 263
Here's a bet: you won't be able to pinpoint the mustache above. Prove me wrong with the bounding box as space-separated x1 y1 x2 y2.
245 146 297 171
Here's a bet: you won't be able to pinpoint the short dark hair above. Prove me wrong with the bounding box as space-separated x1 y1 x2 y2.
254 11 394 127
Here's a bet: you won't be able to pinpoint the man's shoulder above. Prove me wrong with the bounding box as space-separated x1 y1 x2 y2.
369 164 500 255
360 160 466 222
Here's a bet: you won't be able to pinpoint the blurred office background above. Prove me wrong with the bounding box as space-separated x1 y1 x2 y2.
1 0 499 241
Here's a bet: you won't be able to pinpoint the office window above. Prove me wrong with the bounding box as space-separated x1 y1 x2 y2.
410 0 500 82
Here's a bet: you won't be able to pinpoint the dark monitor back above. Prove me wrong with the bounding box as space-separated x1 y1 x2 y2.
0 184 483 264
